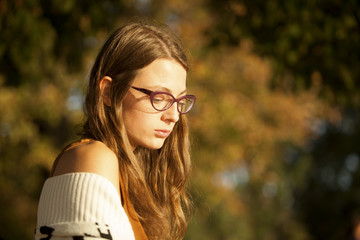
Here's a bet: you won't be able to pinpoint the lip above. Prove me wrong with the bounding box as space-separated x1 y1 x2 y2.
154 129 171 138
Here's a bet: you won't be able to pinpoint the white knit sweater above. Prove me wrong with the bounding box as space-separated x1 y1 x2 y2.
35 172 135 240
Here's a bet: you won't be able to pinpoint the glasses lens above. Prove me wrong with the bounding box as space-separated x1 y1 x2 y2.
178 97 195 113
151 93 174 111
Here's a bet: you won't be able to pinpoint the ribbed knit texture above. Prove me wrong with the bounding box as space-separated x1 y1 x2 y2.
35 172 135 240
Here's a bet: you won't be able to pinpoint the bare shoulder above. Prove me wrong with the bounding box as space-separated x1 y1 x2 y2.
52 140 120 193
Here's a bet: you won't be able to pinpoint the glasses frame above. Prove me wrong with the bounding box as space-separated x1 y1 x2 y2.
131 86 196 114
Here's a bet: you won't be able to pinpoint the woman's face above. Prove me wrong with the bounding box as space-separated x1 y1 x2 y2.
122 58 187 150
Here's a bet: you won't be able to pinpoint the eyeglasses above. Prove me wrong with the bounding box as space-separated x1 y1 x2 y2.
131 86 196 114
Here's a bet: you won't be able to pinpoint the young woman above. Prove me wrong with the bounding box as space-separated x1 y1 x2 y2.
35 19 196 240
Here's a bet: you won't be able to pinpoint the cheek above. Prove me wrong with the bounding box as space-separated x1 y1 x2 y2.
122 94 166 149
122 93 158 132
123 110 148 134
122 109 157 145
122 94 144 130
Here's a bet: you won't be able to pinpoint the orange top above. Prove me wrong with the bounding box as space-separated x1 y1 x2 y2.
50 139 148 240
118 171 148 240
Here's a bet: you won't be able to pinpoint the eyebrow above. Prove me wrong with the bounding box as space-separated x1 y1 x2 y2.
151 86 187 96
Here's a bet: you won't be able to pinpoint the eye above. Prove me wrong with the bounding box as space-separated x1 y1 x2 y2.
179 101 186 107
153 95 165 103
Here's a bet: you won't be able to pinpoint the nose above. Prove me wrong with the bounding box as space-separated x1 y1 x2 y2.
162 102 180 123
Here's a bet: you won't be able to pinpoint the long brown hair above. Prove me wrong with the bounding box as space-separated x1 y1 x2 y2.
81 19 192 239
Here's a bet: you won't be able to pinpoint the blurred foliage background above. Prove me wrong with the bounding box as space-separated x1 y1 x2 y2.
0 0 359 239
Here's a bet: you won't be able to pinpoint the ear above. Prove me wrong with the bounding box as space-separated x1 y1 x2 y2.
99 76 112 106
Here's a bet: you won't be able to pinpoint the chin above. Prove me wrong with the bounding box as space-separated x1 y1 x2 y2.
140 139 166 150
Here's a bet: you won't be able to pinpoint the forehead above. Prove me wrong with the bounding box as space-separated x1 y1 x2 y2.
132 59 187 94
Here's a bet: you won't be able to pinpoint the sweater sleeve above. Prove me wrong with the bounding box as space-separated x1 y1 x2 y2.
34 172 135 240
